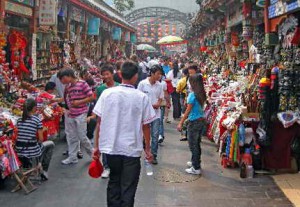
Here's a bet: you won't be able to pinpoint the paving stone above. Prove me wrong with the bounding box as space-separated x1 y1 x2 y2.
0 122 293 206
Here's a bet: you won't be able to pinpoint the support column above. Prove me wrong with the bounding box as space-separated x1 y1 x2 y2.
83 11 87 40
264 0 270 33
66 2 70 39
0 0 5 31
31 1 38 34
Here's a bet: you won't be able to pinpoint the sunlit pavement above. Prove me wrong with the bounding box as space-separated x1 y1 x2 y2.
0 122 294 207
273 174 300 207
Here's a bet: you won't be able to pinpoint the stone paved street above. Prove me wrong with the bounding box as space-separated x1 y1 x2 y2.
0 122 294 207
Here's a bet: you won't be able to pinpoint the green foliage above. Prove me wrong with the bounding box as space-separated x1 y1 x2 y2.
113 0 135 13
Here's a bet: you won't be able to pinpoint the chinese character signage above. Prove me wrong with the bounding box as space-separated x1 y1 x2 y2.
31 34 37 80
5 1 33 17
12 0 34 7
39 0 57 26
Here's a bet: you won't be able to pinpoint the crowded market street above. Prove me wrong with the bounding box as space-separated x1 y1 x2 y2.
2 0 300 207
0 121 292 207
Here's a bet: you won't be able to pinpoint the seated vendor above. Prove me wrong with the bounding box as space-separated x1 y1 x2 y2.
44 82 63 103
15 98 55 181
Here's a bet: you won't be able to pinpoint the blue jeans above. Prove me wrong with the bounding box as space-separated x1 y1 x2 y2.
150 118 160 158
187 119 205 170
159 107 165 137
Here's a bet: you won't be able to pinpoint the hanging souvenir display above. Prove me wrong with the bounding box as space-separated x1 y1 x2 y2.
9 31 30 75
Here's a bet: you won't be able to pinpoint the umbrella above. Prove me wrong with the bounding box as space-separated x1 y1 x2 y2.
157 35 187 45
136 44 156 51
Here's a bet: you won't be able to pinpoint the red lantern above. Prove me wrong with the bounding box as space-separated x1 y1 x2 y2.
200 46 207 52
231 32 239 47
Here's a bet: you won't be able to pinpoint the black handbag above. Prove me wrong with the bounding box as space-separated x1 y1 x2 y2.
291 137 300 155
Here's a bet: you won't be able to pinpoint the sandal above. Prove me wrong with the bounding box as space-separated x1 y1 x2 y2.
77 151 83 159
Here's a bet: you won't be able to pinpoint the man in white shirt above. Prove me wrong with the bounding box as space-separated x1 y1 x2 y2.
50 72 65 98
148 56 159 69
139 57 149 74
138 64 164 164
93 61 155 207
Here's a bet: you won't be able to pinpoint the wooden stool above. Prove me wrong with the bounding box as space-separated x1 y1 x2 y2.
11 157 41 194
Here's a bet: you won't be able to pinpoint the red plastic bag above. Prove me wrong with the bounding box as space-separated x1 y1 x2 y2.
166 80 174 94
88 159 103 179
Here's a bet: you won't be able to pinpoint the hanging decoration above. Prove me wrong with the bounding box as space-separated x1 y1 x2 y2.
9 31 29 75
87 18 100 35
231 32 240 47
112 27 122 41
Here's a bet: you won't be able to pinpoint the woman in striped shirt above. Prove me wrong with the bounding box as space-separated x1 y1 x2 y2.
15 98 55 180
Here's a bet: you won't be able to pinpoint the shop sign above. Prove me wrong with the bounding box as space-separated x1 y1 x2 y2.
39 0 57 25
71 6 84 23
31 33 37 80
5 1 33 17
12 0 34 7
269 1 300 19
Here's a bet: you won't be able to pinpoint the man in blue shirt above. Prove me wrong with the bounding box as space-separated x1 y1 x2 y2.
161 58 171 75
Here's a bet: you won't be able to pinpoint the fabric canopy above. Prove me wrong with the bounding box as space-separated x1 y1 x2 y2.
157 35 187 45
137 44 156 51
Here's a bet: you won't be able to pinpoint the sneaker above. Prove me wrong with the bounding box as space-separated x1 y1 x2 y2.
62 150 69 156
165 118 171 124
158 135 164 144
180 137 188 141
187 161 192 168
152 158 158 165
61 158 79 165
41 171 49 181
77 151 83 159
101 169 110 179
185 167 201 175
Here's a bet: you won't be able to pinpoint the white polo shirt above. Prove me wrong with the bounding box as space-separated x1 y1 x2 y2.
137 78 164 120
93 85 156 157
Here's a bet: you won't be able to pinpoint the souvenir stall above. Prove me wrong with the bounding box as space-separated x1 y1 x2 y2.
260 4 300 171
204 72 261 177
0 32 63 184
0 113 20 184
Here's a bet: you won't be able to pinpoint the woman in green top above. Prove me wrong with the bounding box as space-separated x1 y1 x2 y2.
177 74 207 175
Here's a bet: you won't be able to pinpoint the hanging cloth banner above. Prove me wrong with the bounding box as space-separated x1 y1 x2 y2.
39 0 57 25
130 33 137 43
112 27 122 40
88 18 100 35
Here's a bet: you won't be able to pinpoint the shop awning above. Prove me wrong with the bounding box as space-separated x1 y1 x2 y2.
68 0 136 32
